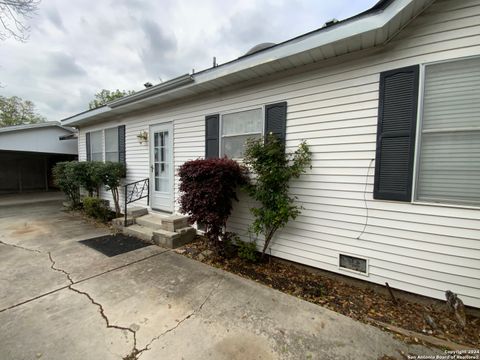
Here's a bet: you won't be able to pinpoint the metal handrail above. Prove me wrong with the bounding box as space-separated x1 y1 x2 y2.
124 178 149 226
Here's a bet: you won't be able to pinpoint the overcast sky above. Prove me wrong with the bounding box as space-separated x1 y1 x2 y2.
0 0 377 121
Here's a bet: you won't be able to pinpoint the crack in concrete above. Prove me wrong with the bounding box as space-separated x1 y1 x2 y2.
0 248 169 313
0 240 42 253
0 238 161 359
135 277 225 360
1 239 223 360
48 252 74 284
46 251 141 359
68 285 139 357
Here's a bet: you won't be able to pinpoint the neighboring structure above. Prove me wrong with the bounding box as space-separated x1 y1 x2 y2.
61 0 480 307
0 122 77 193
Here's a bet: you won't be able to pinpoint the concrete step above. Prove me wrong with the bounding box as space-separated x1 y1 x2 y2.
135 214 164 230
160 214 190 232
153 227 196 249
126 206 148 219
123 224 154 243
112 216 134 230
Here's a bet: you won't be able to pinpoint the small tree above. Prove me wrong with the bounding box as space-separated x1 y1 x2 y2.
243 135 312 256
76 161 103 197
52 161 82 209
99 162 126 217
178 158 247 251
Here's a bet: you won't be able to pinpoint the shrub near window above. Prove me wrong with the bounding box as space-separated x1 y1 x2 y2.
99 162 126 217
83 196 114 223
53 161 82 209
76 161 103 197
178 158 247 251
243 134 312 256
54 161 126 216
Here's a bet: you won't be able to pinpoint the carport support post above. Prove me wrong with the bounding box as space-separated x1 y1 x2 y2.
44 157 49 192
17 161 22 192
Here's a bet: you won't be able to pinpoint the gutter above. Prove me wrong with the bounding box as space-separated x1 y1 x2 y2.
108 74 194 108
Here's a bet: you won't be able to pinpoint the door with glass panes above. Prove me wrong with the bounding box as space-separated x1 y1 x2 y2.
149 123 173 212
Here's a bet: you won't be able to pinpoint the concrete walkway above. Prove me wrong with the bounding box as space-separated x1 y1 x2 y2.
0 198 440 359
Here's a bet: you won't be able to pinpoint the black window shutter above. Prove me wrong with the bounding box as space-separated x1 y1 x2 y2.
374 65 419 201
86 132 91 161
118 125 126 164
265 102 287 145
205 114 219 159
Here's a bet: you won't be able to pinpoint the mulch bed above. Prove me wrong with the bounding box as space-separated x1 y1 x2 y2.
178 236 479 348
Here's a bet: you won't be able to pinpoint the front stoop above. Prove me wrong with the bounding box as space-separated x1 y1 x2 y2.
113 209 196 248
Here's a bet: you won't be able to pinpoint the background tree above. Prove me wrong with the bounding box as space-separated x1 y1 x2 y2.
88 89 135 109
0 95 45 127
0 0 40 41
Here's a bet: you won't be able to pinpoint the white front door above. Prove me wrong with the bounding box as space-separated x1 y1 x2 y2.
150 123 173 212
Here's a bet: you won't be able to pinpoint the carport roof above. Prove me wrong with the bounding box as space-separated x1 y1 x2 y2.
0 121 76 134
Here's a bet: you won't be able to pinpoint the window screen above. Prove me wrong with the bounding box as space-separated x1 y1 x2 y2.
90 131 103 161
221 108 262 158
105 127 119 162
416 57 480 206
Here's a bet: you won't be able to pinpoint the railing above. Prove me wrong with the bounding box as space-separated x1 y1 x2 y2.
124 178 149 226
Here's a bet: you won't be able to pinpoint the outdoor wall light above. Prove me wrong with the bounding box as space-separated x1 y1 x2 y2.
137 130 148 144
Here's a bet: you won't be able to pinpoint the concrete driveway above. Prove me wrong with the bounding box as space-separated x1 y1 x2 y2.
0 196 440 360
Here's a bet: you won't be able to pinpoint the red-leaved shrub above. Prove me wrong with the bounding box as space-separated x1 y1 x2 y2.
178 158 247 249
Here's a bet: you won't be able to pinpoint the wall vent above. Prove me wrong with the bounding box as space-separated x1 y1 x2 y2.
339 254 368 275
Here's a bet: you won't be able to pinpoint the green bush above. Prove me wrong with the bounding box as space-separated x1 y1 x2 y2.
243 134 312 256
237 240 259 263
76 161 103 197
82 196 114 223
99 162 126 217
53 161 126 215
53 161 82 209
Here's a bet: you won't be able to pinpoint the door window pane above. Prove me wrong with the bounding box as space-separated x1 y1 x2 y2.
153 130 170 193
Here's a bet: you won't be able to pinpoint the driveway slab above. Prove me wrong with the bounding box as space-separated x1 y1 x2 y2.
0 198 441 359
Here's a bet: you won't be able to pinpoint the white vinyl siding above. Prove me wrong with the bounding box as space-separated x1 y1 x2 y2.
221 108 263 158
90 130 103 161
416 56 480 206
77 0 480 307
105 127 119 162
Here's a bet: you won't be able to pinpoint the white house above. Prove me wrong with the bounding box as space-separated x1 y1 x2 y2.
0 122 77 193
61 0 480 308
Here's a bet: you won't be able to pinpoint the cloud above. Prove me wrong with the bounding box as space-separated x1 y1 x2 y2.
139 19 177 79
45 52 87 77
45 6 66 32
0 0 378 121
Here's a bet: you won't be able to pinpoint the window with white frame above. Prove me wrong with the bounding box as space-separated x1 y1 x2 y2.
90 130 103 161
416 57 480 206
104 127 119 162
221 108 263 158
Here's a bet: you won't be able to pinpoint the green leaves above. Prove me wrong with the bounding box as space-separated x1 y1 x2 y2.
88 89 135 109
243 134 312 255
0 95 45 128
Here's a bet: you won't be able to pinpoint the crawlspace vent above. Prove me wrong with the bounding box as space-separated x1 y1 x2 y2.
339 254 367 274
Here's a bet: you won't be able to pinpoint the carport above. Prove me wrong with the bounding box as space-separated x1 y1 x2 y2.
0 122 77 193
